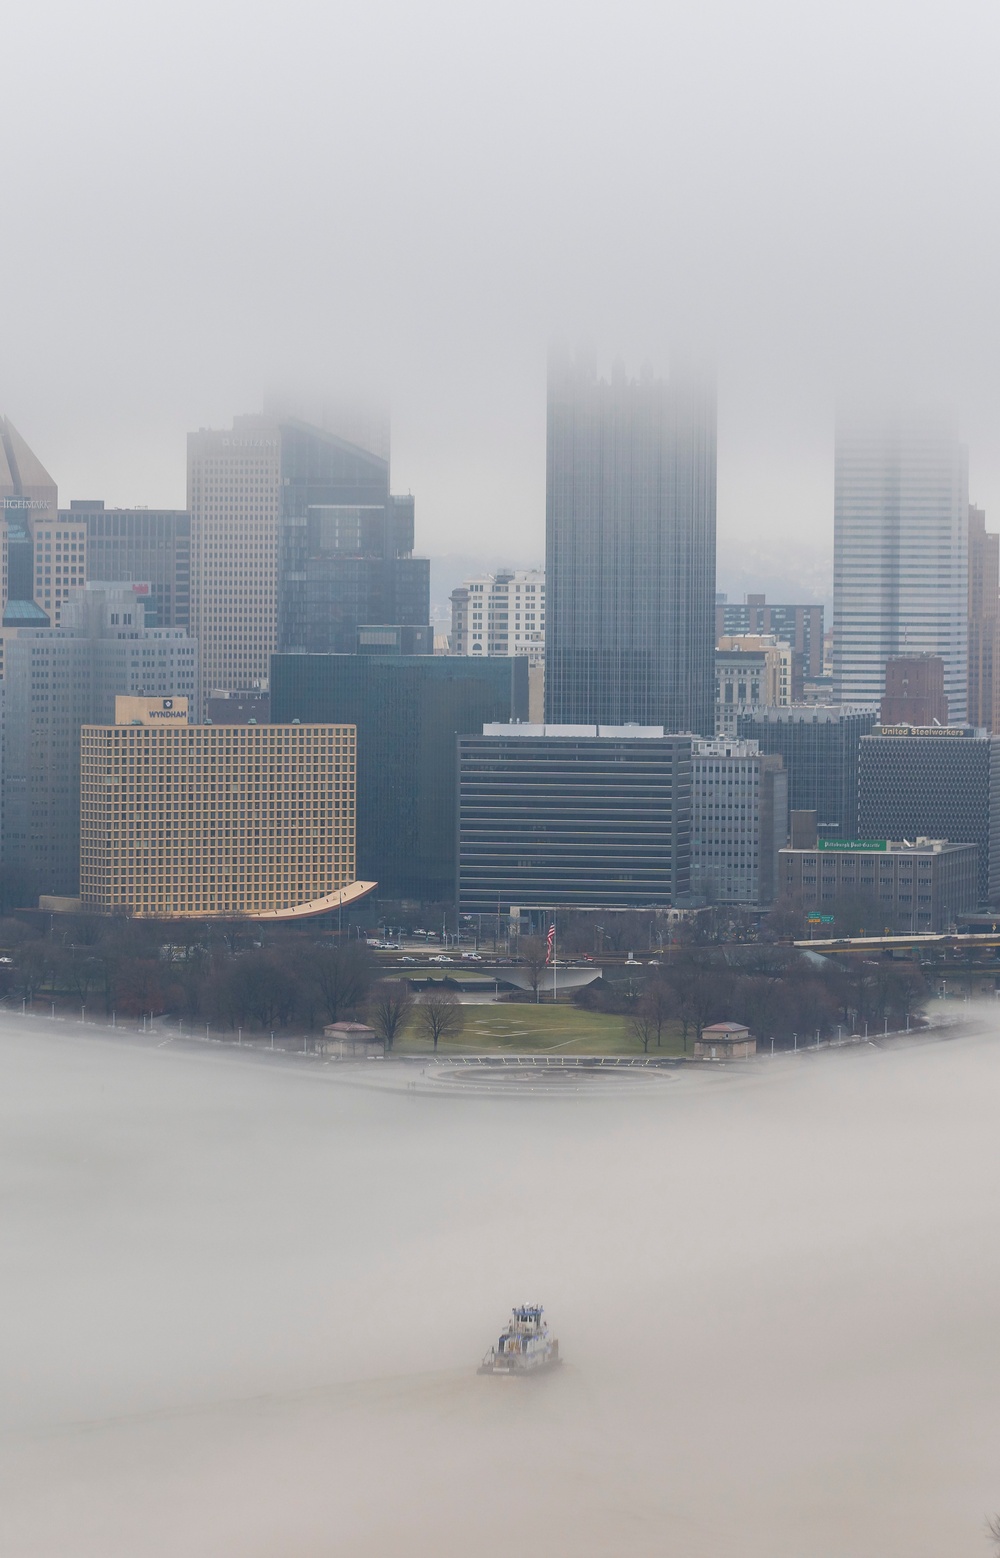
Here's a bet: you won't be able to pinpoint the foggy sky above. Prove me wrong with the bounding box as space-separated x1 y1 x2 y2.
3 0 1000 573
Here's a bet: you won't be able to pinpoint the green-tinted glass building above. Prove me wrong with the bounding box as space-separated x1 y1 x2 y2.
271 654 529 902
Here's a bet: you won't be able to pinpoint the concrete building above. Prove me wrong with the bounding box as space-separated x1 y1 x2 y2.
880 655 949 727
271 653 528 904
968 504 1000 732
833 408 969 720
68 501 191 629
736 707 878 841
692 737 787 905
778 837 978 933
716 594 824 696
545 350 716 735
858 725 1000 904
456 724 692 912
450 569 545 662
79 696 367 919
694 1022 756 1060
1 586 198 898
715 636 792 734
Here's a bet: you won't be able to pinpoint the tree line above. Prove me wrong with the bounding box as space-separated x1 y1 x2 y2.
573 943 927 1052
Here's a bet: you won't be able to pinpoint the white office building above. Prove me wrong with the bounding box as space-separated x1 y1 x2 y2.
833 409 969 720
450 569 545 662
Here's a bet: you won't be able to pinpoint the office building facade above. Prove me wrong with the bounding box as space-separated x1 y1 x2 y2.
69 501 191 628
2 587 198 898
715 638 792 734
735 707 878 840
457 725 692 911
858 727 1000 904
450 569 545 662
716 594 824 695
779 838 977 934
271 653 528 903
692 738 787 905
80 698 363 918
833 409 969 719
545 352 716 734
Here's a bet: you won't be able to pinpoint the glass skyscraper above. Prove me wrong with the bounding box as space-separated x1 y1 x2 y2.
544 351 716 735
833 409 969 720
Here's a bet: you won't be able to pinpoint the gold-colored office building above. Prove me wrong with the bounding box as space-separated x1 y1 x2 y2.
80 697 372 919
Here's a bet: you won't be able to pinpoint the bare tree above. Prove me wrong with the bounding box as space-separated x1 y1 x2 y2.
628 1005 657 1053
413 988 465 1051
366 979 414 1051
642 977 677 1047
986 1514 1000 1551
518 935 549 1000
314 943 375 1023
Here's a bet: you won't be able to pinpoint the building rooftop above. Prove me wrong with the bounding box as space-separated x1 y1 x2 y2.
480 723 667 738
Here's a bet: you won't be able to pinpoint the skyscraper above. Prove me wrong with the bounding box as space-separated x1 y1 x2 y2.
188 413 428 702
544 352 716 735
833 409 969 719
968 504 1000 732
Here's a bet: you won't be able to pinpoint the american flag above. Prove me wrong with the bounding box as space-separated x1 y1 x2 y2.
546 923 555 964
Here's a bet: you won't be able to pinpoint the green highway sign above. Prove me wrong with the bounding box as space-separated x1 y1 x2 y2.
806 914 835 923
817 839 887 852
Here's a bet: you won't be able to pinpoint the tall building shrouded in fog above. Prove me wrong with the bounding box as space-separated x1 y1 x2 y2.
833 409 969 721
544 352 716 736
188 410 428 701
968 504 1000 732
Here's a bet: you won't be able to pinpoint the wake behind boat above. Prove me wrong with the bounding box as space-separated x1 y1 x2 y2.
478 1304 561 1376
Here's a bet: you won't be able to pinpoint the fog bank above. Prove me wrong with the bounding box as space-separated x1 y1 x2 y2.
2 1016 1000 1555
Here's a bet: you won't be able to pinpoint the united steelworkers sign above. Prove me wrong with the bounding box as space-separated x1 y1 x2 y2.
877 725 974 738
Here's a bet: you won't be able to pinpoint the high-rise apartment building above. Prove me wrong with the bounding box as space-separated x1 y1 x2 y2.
2 586 198 898
67 501 191 628
692 737 787 905
968 504 1000 732
545 352 716 734
457 725 692 911
188 412 428 700
858 726 1000 904
79 697 367 919
833 409 969 719
450 569 545 662
272 653 528 903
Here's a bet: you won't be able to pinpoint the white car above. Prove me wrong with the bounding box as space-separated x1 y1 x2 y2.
430 955 455 963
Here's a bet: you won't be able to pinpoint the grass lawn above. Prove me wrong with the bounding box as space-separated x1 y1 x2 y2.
394 1003 688 1057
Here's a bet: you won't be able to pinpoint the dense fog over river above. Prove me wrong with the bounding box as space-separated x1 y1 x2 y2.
3 1014 1000 1556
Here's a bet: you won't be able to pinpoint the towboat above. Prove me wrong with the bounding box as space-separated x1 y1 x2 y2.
478 1304 561 1375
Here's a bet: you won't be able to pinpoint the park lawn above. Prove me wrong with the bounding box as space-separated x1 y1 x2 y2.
394 1003 688 1057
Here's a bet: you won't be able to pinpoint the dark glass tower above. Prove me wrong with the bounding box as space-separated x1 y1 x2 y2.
277 423 429 655
545 352 716 735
